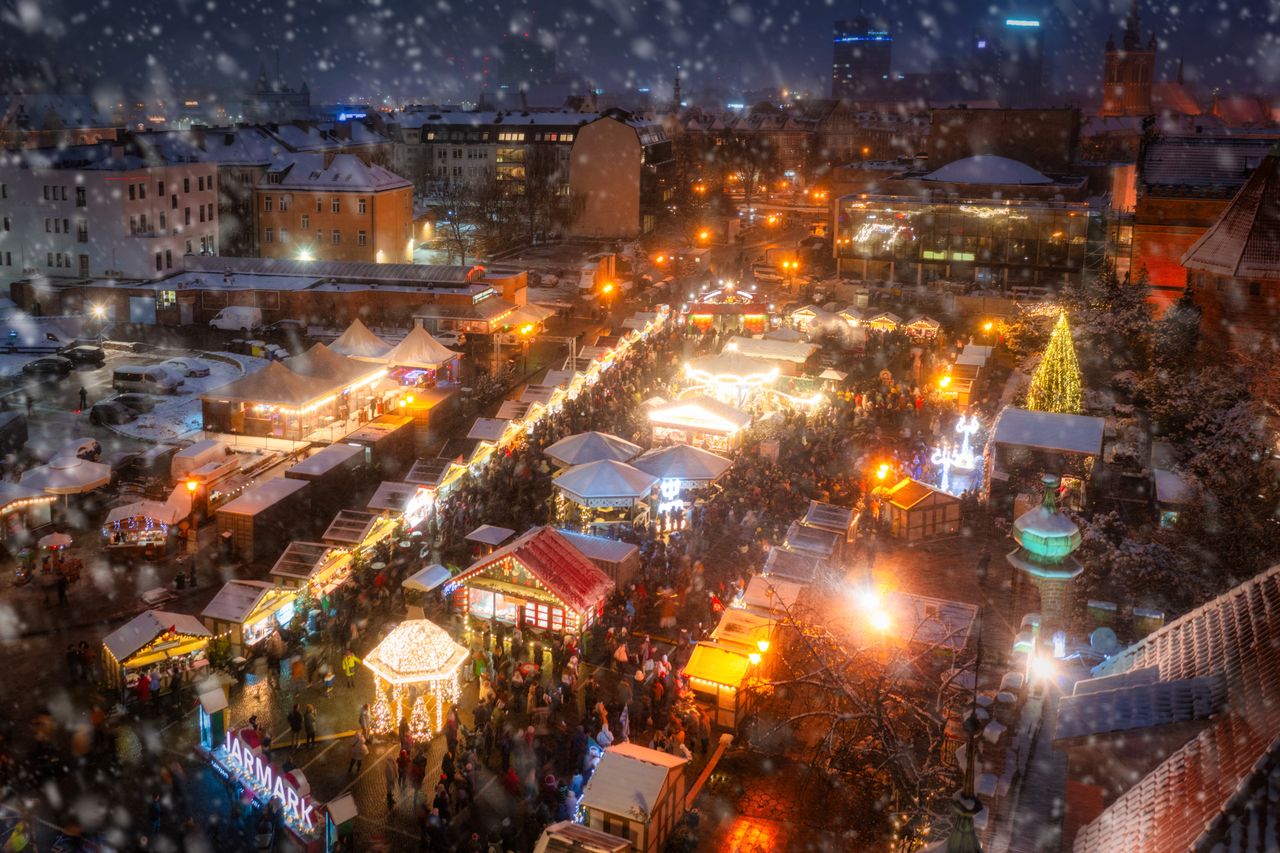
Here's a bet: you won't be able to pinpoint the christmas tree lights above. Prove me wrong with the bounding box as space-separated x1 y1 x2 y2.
409 695 431 743
369 681 393 737
1026 312 1083 415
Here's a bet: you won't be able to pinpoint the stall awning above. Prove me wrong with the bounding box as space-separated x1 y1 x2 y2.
403 564 451 592
269 541 349 583
202 580 284 624
103 610 211 664
466 524 515 547
467 418 511 442
322 510 382 547
554 460 659 502
646 396 752 436
684 641 751 690
405 457 455 488
367 481 421 513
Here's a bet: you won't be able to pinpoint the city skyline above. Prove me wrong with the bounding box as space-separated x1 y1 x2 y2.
0 0 1271 104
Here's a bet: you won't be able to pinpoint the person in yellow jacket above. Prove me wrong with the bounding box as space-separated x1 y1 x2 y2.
341 650 359 688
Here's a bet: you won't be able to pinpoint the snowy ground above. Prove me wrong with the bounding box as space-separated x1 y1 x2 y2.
0 352 39 378
111 352 269 442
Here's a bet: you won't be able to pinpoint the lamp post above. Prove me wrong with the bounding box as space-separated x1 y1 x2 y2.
185 479 199 556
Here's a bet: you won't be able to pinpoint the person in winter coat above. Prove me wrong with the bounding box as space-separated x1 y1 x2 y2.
303 704 318 747
384 756 399 808
347 732 368 776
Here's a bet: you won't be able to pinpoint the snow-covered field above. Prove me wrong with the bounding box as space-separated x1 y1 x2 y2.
113 353 269 441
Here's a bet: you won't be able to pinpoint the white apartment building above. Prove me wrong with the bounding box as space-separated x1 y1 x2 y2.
0 143 218 289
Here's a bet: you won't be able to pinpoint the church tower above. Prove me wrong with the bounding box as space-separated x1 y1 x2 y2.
1100 0 1156 117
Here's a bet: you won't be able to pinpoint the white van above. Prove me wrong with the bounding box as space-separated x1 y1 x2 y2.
112 365 185 394
209 306 263 332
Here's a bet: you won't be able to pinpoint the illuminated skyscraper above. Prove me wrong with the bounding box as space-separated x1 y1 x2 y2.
1000 16 1045 107
831 15 892 100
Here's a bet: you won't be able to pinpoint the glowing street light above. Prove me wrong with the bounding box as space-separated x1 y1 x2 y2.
748 651 762 665
983 321 994 332
185 479 199 556
296 248 315 262
870 610 892 632
697 229 711 242
89 304 106 320
601 282 614 296
756 639 770 654
876 462 890 481
938 375 952 389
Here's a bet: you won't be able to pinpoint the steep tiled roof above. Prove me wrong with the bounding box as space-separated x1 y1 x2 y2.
1055 673 1226 741
453 526 613 615
1181 149 1280 281
1071 564 1280 852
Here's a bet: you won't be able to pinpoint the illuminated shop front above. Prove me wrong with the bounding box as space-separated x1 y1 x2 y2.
268 541 354 594
201 579 298 657
647 395 752 453
101 610 212 696
447 526 613 637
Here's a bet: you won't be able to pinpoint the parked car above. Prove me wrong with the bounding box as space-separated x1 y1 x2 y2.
60 345 106 366
114 393 157 413
160 358 211 378
112 366 184 394
22 356 73 379
434 330 465 348
89 401 137 425
58 437 102 461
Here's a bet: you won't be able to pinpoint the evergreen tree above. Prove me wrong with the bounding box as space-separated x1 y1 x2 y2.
1026 312 1084 414
1155 284 1203 369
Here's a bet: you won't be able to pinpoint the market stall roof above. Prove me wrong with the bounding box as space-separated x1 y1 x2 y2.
737 574 803 615
885 478 947 510
519 385 559 405
685 351 781 383
581 743 687 819
818 368 848 381
577 345 612 362
1154 468 1194 505
866 311 904 328
838 306 864 324
217 478 309 516
962 344 994 358
466 524 515 547
906 315 941 331
804 500 857 538
0 483 54 511
284 343 384 386
103 610 211 663
467 418 511 442
201 360 336 407
329 318 392 359
454 526 613 615
554 529 640 565
270 541 347 582
381 325 460 370
764 326 807 342
541 369 577 389
764 547 825 584
882 591 978 651
520 303 557 322
536 822 631 853
555 459 659 502
631 444 732 483
288 443 363 479
367 481 420 513
647 396 752 435
790 304 828 320
724 336 819 364
21 455 112 495
711 609 774 651
405 457 454 488
955 353 988 368
322 510 380 546
496 400 533 421
362 619 470 685
201 580 280 624
991 407 1105 456
684 641 752 689
104 499 182 528
403 564 451 592
544 431 644 467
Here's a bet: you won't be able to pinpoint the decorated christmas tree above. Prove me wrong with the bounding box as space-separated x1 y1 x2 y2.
409 695 432 743
1026 312 1083 414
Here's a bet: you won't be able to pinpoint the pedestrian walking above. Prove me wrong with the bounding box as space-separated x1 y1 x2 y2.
347 732 368 776
358 703 371 741
976 548 991 585
383 756 399 809
78 387 88 411
341 649 358 687
287 704 303 750
303 704 317 747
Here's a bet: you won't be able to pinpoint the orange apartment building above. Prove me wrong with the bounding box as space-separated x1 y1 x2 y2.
255 152 413 264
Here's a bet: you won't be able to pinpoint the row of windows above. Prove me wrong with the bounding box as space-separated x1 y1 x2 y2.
264 196 368 214
48 252 72 268
265 228 368 246
154 249 174 272
128 175 210 202
524 603 565 633
424 130 575 143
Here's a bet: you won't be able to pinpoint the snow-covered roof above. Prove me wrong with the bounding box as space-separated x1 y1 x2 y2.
402 563 451 592
201 580 279 624
465 524 515 546
263 152 411 192
724 336 818 364
103 610 211 663
581 744 686 819
1154 468 1194 505
554 460 659 501
217 478 309 516
924 155 1052 186
329 319 391 359
288 443 363 479
544 432 643 467
21 456 112 495
647 396 751 435
554 529 639 565
1181 148 1280 281
631 444 732 483
467 418 512 442
380 325 460 369
991 407 1105 456
284 343 384 386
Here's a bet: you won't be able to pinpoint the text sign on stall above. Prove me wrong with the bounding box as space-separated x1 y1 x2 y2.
224 730 317 831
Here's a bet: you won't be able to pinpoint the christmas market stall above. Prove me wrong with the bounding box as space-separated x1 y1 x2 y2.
102 610 211 698
321 509 398 554
646 396 752 452
762 547 826 586
465 524 515 557
447 525 613 638
734 574 804 618
723 336 819 377
367 480 434 529
361 619 470 742
905 315 941 340
880 478 961 542
214 478 311 562
268 541 353 594
865 311 903 332
985 407 1105 511
0 484 54 548
803 500 859 549
553 459 659 532
201 579 298 658
209 724 324 844
402 564 453 618
328 318 392 360
580 742 689 853
377 324 461 385
102 497 183 559
555 529 641 589
344 414 417 476
284 443 365 520
683 350 781 407
682 640 760 729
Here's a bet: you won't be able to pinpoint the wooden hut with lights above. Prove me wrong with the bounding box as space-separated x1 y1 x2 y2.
102 610 212 696
448 525 613 637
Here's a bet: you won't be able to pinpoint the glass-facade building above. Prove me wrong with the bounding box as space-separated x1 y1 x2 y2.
836 195 1104 291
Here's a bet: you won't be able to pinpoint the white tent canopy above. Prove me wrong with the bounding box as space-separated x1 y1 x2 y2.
105 499 183 528
403 564 452 592
764 326 806 342
330 319 392 359
686 351 781 384
632 444 732 483
22 456 112 494
555 460 659 502
647 396 752 435
544 431 643 467
381 325 459 370
724 336 819 364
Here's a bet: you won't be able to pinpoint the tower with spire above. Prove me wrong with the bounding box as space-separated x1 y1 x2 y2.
672 66 681 114
1100 0 1156 117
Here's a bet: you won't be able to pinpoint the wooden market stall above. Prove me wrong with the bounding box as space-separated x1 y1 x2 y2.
403 564 453 618
285 444 365 517
734 574 804 617
0 484 55 549
782 521 842 565
102 610 212 698
321 509 398 552
865 312 903 332
881 478 961 541
555 529 641 589
367 481 434 529
682 640 756 729
345 414 416 477
905 315 941 339
215 478 311 562
580 742 689 853
449 526 614 637
465 524 515 557
803 500 859 549
201 580 298 657
763 547 825 586
646 396 752 453
268 541 353 593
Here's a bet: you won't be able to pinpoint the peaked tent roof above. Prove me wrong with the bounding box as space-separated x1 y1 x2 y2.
554 459 659 501
544 431 643 467
381 325 460 369
631 444 732 483
202 359 336 406
454 526 613 615
1070 562 1280 852
329 318 392 359
284 343 383 385
1181 147 1280 281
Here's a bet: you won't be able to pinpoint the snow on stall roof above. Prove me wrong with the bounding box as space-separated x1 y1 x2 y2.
554 460 659 501
103 610 211 663
403 564 451 592
455 526 613 614
631 444 732 483
991 407 1105 456
1154 468 1194 505
924 155 1053 185
465 524 515 546
467 418 511 442
201 580 276 624
217 478 309 516
330 319 392 359
381 325 460 369
581 744 686 819
287 444 363 479
367 481 418 513
544 431 643 467
724 336 818 364
554 529 639 565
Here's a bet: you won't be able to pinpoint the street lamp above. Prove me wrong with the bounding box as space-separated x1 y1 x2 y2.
876 462 890 481
185 479 198 556
938 375 952 390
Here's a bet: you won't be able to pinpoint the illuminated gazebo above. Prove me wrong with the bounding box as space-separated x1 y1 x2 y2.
553 459 659 531
684 351 781 407
362 619 470 742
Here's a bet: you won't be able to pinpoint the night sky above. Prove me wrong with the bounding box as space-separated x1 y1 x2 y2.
1 0 1274 104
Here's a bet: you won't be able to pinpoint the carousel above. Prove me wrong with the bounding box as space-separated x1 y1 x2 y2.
361 619 470 742
683 351 780 408
553 459 659 532
544 431 643 469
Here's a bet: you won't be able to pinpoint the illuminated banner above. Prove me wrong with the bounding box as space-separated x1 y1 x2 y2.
223 729 317 832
